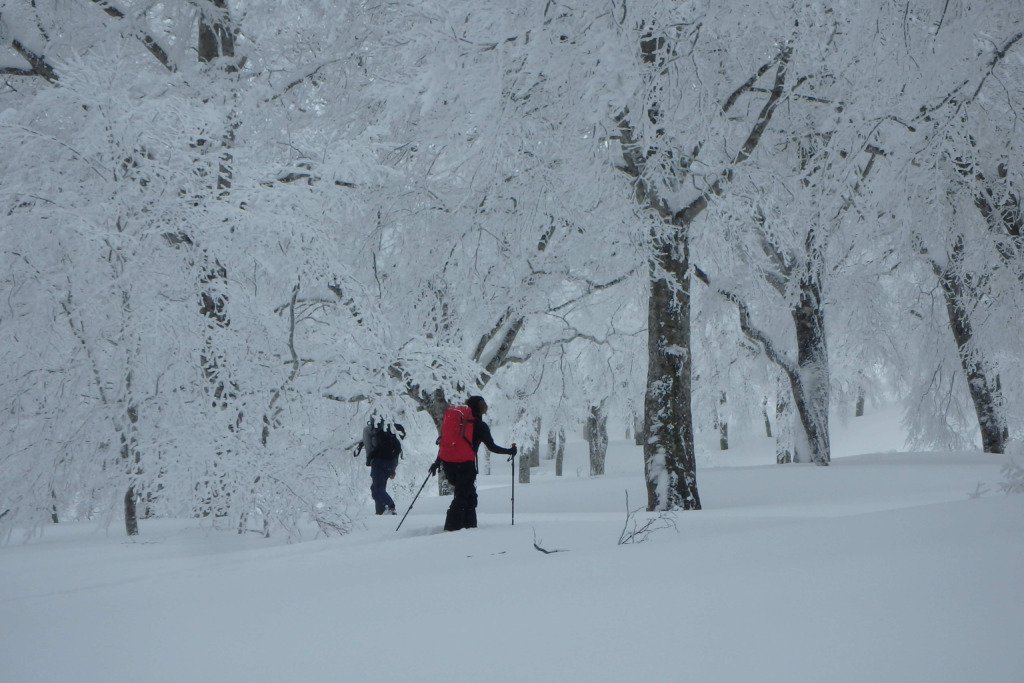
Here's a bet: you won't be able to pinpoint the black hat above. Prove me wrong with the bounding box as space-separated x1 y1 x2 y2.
466 395 488 416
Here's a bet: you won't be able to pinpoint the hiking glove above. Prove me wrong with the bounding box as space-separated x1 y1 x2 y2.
429 459 440 476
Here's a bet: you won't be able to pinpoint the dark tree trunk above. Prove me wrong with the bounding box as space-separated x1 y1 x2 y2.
788 273 831 464
553 429 566 477
762 398 773 438
122 399 141 535
934 149 1019 452
939 240 1008 453
775 379 793 464
585 402 609 476
528 417 542 467
198 0 235 64
717 391 729 450
855 387 865 417
644 252 701 510
950 155 1017 452
124 486 139 536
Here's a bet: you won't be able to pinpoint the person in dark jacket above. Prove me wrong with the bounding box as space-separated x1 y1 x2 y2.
430 395 516 531
355 419 405 515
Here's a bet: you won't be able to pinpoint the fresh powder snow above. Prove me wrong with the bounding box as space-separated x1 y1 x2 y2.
2 406 1022 683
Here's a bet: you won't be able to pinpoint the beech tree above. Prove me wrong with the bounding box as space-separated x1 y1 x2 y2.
856 6 1023 452
612 2 812 505
919 41 1022 454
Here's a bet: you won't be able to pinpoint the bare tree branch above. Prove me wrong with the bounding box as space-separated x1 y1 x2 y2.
672 47 792 227
6 39 58 81
915 32 1022 124
89 0 175 72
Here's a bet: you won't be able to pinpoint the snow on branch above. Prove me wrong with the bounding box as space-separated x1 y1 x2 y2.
914 32 1022 127
692 265 798 381
480 315 524 377
673 47 792 227
88 0 175 72
615 43 793 231
4 40 58 82
270 59 344 102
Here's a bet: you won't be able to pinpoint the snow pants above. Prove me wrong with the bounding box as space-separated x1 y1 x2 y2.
370 457 398 514
441 460 478 531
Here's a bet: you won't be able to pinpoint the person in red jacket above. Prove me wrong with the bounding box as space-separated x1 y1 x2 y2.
430 395 516 531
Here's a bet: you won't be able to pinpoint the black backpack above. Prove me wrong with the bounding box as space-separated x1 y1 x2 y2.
361 421 403 465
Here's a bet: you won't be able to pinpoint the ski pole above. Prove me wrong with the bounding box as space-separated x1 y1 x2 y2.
508 443 516 526
396 469 433 532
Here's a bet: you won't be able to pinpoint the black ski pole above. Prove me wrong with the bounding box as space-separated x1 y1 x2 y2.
508 444 516 526
396 469 433 532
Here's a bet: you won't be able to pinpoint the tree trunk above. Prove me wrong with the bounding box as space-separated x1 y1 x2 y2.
198 0 235 65
644 251 701 510
788 325 830 464
633 412 646 446
585 401 608 476
124 486 139 536
939 243 1008 453
717 391 729 450
518 448 530 484
529 417 542 467
788 273 831 465
554 429 566 477
121 397 141 535
775 378 793 464
855 387 865 417
518 415 541 481
522 428 537 469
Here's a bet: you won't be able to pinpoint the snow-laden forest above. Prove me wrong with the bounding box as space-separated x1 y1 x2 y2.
2 0 1023 541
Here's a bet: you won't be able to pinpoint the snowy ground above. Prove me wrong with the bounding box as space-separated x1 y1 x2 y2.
3 406 1023 683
